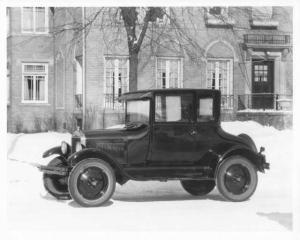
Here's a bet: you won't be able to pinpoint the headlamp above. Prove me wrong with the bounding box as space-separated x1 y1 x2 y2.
61 141 68 155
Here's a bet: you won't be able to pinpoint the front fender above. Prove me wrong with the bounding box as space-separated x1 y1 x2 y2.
42 146 63 158
42 144 71 160
67 148 128 184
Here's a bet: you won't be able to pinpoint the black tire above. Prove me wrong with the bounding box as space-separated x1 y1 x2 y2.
68 158 116 207
43 157 71 200
181 180 215 196
216 155 258 202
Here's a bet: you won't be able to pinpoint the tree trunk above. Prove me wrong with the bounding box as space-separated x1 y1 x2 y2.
129 52 138 92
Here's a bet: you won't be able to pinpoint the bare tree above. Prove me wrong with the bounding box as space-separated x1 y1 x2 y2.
120 7 164 91
48 6 292 93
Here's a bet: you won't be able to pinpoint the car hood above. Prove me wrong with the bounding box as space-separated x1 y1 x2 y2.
82 127 127 141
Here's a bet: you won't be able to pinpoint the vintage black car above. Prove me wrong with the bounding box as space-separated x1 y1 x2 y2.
40 89 269 207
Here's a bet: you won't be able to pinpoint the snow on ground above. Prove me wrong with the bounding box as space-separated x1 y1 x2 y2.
6 121 293 231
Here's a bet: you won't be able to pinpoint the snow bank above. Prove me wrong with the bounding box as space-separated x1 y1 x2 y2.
7 132 71 164
6 121 293 231
237 109 292 113
222 120 280 138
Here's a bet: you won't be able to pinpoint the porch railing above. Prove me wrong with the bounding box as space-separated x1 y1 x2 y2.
103 93 125 109
244 34 290 45
102 94 234 110
101 93 292 111
221 95 234 110
238 93 292 111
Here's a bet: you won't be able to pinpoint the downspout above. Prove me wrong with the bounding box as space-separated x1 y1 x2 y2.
82 7 86 129
52 8 57 130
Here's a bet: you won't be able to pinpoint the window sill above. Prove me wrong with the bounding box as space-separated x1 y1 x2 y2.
20 102 50 106
205 16 235 28
19 32 51 36
250 20 279 29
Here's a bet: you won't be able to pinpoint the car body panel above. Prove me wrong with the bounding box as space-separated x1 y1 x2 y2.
42 89 268 181
42 146 63 158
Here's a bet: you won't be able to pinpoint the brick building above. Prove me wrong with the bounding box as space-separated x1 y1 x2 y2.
7 7 293 132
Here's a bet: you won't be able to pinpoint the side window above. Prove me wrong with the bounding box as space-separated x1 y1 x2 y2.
155 94 193 122
198 97 214 122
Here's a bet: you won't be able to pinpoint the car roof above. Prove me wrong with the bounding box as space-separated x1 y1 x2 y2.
119 88 220 101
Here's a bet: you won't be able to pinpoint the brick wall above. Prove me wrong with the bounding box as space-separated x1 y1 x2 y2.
67 7 294 130
53 8 80 131
7 7 293 132
7 8 55 132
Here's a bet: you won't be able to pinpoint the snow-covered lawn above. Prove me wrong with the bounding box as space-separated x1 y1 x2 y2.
6 121 293 231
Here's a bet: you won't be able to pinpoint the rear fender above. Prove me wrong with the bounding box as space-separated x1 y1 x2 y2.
68 148 129 185
214 146 264 177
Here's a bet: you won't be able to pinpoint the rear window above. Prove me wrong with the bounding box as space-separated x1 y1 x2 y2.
198 97 214 122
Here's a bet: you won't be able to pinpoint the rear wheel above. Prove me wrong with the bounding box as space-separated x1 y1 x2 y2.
181 180 215 196
216 155 258 202
43 157 71 200
68 158 116 207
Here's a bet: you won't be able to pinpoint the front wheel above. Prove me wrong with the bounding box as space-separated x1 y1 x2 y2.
181 180 215 196
68 158 116 207
216 155 258 202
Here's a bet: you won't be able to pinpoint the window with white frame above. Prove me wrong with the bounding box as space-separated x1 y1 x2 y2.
208 7 223 15
207 59 233 109
7 8 10 36
156 57 182 89
156 7 170 25
252 7 273 20
75 56 83 108
75 57 83 95
104 57 129 109
206 7 235 27
22 7 48 33
22 63 48 103
136 7 170 25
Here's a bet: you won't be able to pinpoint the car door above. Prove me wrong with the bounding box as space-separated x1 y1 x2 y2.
149 92 199 164
194 93 220 161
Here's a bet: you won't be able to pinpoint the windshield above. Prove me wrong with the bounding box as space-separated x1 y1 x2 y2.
126 99 150 124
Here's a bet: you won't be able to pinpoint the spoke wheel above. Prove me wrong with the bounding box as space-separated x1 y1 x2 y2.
216 155 258 202
224 164 250 195
181 180 215 196
43 157 71 200
68 159 116 207
77 167 109 200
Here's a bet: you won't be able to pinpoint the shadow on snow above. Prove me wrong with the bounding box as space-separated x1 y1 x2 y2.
257 212 293 230
112 192 227 202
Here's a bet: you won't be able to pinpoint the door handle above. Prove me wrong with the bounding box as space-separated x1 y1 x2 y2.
189 130 197 136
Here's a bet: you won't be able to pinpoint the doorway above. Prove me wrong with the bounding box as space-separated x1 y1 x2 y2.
252 59 274 109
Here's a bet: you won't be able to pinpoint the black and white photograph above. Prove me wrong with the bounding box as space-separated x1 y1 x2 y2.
2 0 300 238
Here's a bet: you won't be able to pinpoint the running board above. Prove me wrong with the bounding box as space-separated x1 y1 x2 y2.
123 166 214 180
